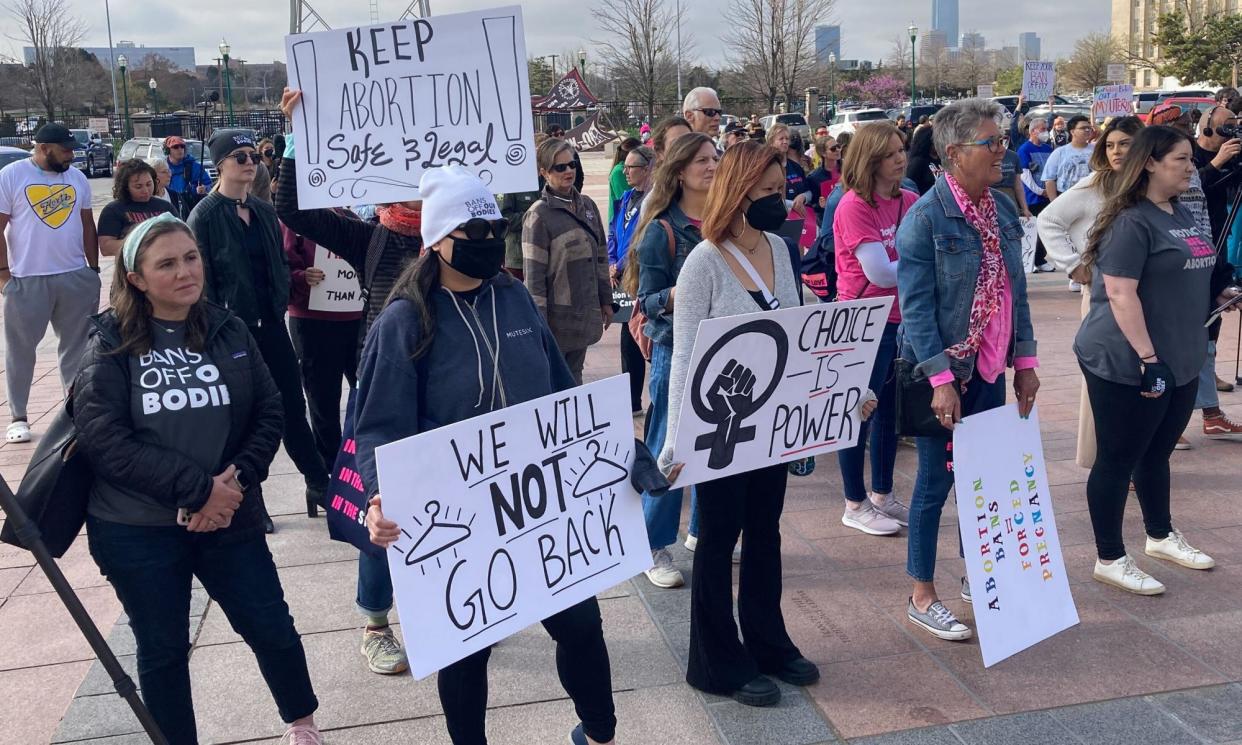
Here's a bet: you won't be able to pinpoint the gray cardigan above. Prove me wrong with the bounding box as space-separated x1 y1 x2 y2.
659 233 801 472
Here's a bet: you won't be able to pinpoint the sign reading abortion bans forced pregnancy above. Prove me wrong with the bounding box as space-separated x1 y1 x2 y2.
374 375 651 679
284 5 537 209
953 405 1079 667
670 297 891 486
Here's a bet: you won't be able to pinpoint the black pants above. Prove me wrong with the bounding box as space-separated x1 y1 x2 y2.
687 463 801 693
1082 366 1195 560
87 517 317 743
1031 198 1050 266
437 597 616 744
251 319 329 486
289 316 360 468
619 323 645 412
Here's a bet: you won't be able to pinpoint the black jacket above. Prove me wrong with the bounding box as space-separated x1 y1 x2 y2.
72 303 284 531
187 191 291 325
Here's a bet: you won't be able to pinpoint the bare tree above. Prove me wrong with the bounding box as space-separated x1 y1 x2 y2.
5 0 88 120
1061 32 1123 92
725 0 834 113
885 35 912 78
591 0 683 118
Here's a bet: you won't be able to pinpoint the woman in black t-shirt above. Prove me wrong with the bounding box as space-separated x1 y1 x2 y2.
96 158 173 258
73 213 323 744
1074 125 1239 596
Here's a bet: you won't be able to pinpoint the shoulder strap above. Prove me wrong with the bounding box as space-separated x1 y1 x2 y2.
659 219 675 259
720 238 779 309
359 228 390 306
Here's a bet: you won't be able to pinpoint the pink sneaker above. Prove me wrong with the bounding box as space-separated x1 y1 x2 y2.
280 723 323 745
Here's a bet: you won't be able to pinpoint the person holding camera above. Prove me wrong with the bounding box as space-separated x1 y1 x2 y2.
75 213 322 744
1074 125 1237 595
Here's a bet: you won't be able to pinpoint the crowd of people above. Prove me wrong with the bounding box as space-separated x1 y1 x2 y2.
1 79 1241 743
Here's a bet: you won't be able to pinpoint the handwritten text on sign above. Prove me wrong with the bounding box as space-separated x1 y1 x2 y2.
670 297 891 486
953 404 1079 667
284 5 537 209
1022 61 1055 101
1093 84 1135 119
375 375 651 679
308 245 365 312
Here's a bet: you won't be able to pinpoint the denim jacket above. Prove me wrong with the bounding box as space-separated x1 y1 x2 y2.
636 202 702 349
896 176 1037 382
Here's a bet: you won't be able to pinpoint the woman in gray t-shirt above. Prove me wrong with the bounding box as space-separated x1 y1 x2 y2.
1073 126 1237 597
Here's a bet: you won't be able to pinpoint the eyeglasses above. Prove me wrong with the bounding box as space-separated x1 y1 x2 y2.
1073 126 1094 133
229 152 263 165
547 162 576 173
694 108 723 118
622 163 649 171
956 136 1005 153
454 218 507 241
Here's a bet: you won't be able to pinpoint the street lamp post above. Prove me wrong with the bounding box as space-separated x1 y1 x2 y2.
148 78 158 117
909 24 918 104
118 54 131 139
219 39 235 126
578 48 586 78
828 52 837 121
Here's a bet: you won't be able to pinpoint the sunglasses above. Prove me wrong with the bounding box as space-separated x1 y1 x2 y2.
263 149 275 158
694 108 723 118
454 218 507 241
229 152 263 165
827 145 841 152
547 162 576 173
169 144 185 150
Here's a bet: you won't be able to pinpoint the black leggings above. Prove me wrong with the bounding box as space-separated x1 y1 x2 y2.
437 597 616 744
1082 366 1196 560
619 322 645 413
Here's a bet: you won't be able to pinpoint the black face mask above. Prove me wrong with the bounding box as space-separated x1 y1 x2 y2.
745 193 788 231
442 237 505 280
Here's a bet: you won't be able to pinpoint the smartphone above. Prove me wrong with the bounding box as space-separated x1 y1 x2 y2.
176 508 193 526
1205 289 1242 327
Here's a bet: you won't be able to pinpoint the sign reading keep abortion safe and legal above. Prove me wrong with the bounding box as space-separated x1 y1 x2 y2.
953 404 1079 667
284 5 538 209
374 375 651 679
669 298 891 486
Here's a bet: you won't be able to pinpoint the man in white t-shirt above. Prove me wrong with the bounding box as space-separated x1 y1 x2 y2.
0 124 101 442
1042 115 1096 201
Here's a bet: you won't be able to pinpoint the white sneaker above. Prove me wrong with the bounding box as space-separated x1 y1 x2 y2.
1037 262 1056 273
1146 529 1215 569
5 420 30 443
732 543 741 564
1093 554 1166 595
870 492 909 527
1068 280 1082 292
645 548 684 588
842 501 901 535
684 534 697 552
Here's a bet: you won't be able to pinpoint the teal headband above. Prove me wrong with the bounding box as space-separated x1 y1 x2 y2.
121 212 186 272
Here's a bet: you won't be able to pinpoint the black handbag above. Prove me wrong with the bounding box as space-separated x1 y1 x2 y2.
0 397 93 558
894 357 957 439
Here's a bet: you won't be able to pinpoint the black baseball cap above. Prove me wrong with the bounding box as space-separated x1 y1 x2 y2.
33 123 77 148
724 122 746 135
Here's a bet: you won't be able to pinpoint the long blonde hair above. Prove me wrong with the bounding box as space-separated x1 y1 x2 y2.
840 121 903 206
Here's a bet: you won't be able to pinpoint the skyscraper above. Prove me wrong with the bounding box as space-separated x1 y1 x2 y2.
1018 32 1041 61
960 32 985 52
815 24 842 66
931 0 959 51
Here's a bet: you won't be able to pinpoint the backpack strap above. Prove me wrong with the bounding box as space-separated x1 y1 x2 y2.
659 219 675 259
358 227 391 307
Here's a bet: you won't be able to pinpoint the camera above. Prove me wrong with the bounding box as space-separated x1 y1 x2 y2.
1215 123 1241 139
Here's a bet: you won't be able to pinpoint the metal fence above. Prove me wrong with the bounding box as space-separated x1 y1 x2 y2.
0 109 289 147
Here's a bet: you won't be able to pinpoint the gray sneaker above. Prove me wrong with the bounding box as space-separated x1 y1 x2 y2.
871 492 909 526
960 576 971 603
842 501 901 535
907 598 973 641
645 548 685 588
361 625 409 674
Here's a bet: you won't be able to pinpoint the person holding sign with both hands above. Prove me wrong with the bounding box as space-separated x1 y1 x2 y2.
896 99 1040 642
359 167 617 745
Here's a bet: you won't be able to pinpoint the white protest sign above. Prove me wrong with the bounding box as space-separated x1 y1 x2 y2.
87 117 110 133
1021 61 1055 101
1019 216 1038 274
1093 84 1135 120
375 375 651 679
670 297 891 486
953 404 1079 667
977 84 995 99
284 5 538 209
308 245 364 312
1107 63 1127 83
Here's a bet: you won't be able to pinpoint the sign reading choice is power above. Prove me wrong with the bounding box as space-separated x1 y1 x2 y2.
284 5 538 209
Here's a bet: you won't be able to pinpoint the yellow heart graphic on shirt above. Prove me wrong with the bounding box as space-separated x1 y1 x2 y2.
24 184 77 229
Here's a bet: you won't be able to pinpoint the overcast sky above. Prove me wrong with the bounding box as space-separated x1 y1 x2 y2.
24 0 1110 71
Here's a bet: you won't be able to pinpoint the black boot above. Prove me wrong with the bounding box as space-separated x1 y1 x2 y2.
306 481 327 518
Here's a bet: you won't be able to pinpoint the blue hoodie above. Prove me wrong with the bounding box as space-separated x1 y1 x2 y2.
354 272 575 498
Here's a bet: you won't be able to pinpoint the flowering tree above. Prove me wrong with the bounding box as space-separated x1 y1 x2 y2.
840 74 907 109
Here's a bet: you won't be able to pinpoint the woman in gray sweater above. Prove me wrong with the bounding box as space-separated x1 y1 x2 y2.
660 141 819 707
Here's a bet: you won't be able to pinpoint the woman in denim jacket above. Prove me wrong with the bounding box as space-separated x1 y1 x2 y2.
895 99 1041 642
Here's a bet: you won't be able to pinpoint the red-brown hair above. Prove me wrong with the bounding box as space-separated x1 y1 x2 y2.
700 140 783 245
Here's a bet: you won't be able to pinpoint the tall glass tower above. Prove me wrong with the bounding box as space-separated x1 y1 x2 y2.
931 0 959 50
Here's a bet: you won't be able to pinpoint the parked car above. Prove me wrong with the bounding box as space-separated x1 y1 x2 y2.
1133 90 1162 116
760 113 811 142
718 114 740 135
69 128 114 178
991 95 1073 114
887 104 944 126
0 145 29 170
118 136 217 181
1026 103 1093 120
1158 89 1215 104
1139 96 1217 126
826 108 888 138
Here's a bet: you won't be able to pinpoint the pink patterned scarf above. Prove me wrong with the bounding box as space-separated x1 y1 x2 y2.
943 173 1005 360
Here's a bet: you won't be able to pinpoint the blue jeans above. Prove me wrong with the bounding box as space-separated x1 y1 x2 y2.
1194 341 1219 410
836 322 899 502
87 517 317 744
906 372 1007 582
357 548 394 617
642 343 687 549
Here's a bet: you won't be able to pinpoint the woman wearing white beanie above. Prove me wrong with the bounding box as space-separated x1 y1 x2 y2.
353 166 618 745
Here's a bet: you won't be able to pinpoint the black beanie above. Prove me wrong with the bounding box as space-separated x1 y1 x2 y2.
207 128 257 166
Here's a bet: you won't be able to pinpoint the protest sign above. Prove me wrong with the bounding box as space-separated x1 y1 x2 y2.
1019 216 1037 274
612 288 634 323
1021 61 1055 101
1093 84 1135 120
375 375 651 678
1107 63 1127 83
953 404 1079 667
976 84 995 99
308 245 365 312
324 390 384 556
284 5 537 209
565 111 616 153
87 118 110 133
669 297 891 486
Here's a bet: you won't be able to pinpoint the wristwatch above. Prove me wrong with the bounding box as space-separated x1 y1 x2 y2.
234 469 248 491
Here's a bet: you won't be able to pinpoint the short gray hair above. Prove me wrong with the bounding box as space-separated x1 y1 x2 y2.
146 156 169 173
932 98 1004 167
683 86 719 115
